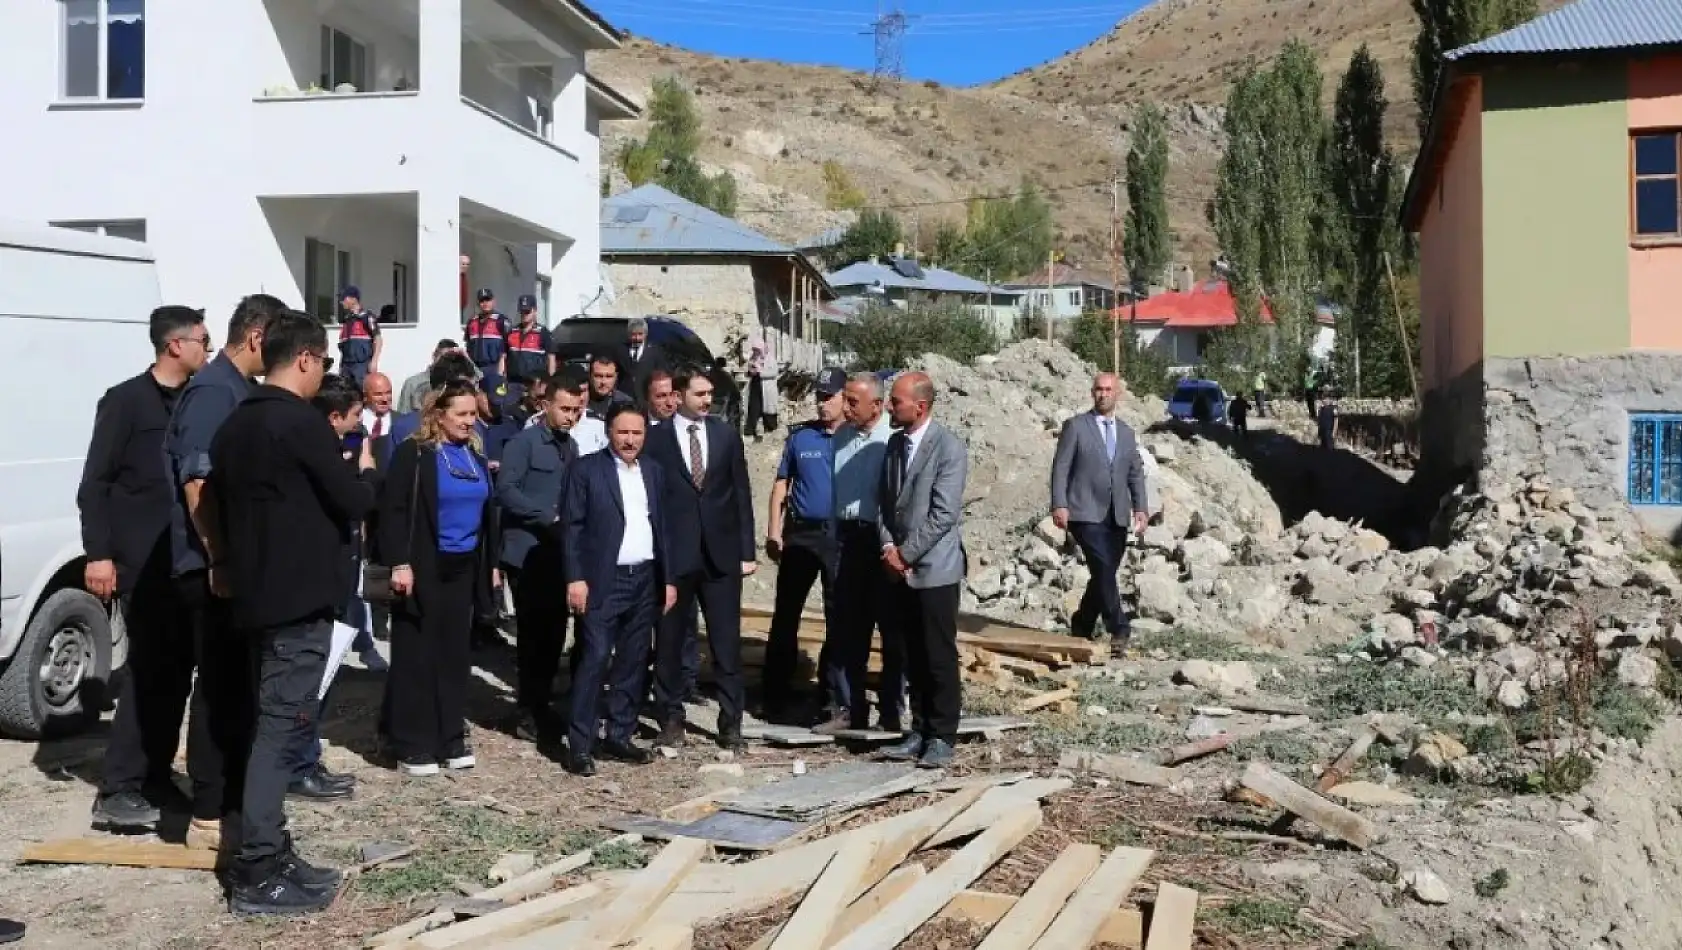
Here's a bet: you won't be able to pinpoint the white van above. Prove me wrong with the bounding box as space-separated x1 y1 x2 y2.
0 222 160 738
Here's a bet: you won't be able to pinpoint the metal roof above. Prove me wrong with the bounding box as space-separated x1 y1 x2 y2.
0 220 155 261
796 225 847 250
1449 0 1682 59
826 259 1020 296
601 184 794 256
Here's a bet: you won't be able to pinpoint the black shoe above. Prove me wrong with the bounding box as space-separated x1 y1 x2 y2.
1110 632 1132 657
91 791 161 831
879 733 925 762
563 751 596 777
229 867 335 916
513 711 542 743
716 729 747 753
288 767 355 802
278 851 343 894
142 776 192 813
682 687 704 705
315 764 357 787
599 740 654 765
656 718 686 748
0 919 22 944
918 738 955 769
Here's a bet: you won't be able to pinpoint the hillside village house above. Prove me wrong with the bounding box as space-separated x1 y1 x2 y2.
826 257 1024 339
1005 262 1123 322
0 0 636 374
600 184 831 375
1121 279 1337 372
1403 0 1682 536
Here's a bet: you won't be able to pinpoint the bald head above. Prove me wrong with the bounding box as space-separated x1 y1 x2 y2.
888 371 936 429
363 371 393 414
1091 373 1120 416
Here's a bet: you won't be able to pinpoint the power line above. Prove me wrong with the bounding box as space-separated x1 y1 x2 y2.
601 0 1135 23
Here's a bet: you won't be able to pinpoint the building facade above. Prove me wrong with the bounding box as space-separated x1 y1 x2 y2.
1122 280 1337 372
1005 263 1121 323
0 0 636 377
1404 0 1682 535
827 258 1023 340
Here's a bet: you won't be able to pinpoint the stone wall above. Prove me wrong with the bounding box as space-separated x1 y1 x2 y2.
1482 354 1682 540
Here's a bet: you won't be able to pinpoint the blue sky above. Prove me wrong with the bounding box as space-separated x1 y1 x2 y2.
590 0 1151 87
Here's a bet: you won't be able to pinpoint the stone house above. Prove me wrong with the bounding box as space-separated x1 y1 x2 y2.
600 184 832 376
1403 0 1682 537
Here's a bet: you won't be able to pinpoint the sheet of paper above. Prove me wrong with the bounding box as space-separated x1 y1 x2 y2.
319 621 360 700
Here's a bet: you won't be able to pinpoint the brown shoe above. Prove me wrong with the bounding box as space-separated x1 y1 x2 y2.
186 817 222 852
811 711 854 735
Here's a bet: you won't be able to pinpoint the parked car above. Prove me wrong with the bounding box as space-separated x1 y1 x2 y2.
1166 379 1229 425
0 222 161 738
548 316 742 428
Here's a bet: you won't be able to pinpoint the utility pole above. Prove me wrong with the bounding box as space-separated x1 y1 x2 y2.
1044 248 1055 342
986 267 994 339
1110 177 1122 375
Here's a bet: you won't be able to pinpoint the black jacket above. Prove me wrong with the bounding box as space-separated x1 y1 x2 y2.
377 439 501 622
76 370 183 591
644 415 755 579
208 386 378 631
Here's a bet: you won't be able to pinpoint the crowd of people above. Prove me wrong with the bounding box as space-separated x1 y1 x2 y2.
76 290 1100 921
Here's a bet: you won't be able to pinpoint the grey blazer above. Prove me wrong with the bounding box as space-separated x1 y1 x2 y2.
878 420 969 589
1049 412 1147 526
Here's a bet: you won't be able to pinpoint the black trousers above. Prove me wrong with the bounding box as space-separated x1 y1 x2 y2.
510 546 569 716
237 618 331 874
835 521 899 729
763 519 838 715
100 556 194 797
655 568 744 734
178 572 257 822
386 551 474 763
568 564 656 754
880 581 961 744
1069 520 1131 639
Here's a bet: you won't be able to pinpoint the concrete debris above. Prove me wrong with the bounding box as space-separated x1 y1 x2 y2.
1406 732 1469 777
1401 867 1452 905
1173 660 1259 697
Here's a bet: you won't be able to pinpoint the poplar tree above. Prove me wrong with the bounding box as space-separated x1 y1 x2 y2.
1124 103 1172 292
1412 0 1538 137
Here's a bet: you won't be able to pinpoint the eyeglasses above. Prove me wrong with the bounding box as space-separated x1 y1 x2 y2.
179 334 212 350
440 446 483 482
305 350 334 372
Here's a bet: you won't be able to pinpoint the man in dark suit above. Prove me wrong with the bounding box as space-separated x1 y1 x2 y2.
644 366 756 751
560 404 676 776
1049 372 1149 654
498 378 586 742
620 318 666 403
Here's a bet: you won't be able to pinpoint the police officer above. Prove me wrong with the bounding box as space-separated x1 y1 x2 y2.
505 294 551 384
761 367 846 727
464 288 510 391
335 286 382 387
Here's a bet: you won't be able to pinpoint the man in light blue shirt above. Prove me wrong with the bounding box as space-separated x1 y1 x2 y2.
830 372 900 730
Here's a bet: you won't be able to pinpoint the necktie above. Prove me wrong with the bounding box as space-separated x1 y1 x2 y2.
1102 418 1115 460
688 423 705 489
372 415 384 439
901 437 913 481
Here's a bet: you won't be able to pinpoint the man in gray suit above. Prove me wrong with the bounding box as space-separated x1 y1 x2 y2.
1050 372 1149 653
877 372 969 768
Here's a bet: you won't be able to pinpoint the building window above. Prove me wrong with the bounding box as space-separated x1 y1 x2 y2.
304 238 355 324
1634 132 1682 237
61 0 145 100
53 218 146 242
1630 414 1682 505
319 26 369 91
390 261 413 325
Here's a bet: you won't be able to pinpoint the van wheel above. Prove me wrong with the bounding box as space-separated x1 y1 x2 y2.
0 589 112 739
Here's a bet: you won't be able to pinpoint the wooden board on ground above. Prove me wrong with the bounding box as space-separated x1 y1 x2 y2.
1029 847 1156 950
1239 762 1379 849
1057 750 1180 788
723 762 941 822
939 891 1142 948
605 811 811 852
1142 882 1199 950
18 838 219 871
957 716 1034 735
410 883 605 948
574 837 707 947
768 830 885 950
975 844 1101 950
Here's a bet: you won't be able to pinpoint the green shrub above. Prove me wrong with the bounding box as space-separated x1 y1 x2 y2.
832 299 999 370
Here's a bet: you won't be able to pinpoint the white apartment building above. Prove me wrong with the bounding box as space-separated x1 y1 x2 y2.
0 0 638 376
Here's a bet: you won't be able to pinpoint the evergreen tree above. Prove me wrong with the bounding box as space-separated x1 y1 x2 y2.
947 179 1056 281
826 209 904 268
1124 102 1173 291
1412 0 1538 137
615 76 739 217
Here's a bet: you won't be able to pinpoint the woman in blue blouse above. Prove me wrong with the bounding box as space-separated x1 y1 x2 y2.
378 383 500 776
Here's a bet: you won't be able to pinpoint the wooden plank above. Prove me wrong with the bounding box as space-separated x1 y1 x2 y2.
1016 688 1075 713
769 830 885 950
622 925 694 950
1141 882 1198 950
1239 762 1379 849
723 762 938 822
1057 750 1180 788
1314 726 1378 794
410 884 604 948
1029 847 1155 950
18 838 219 871
939 892 1142 948
1225 695 1315 717
927 779 1073 849
1159 716 1312 766
975 844 1101 950
662 789 741 823
828 806 1044 950
928 771 1033 793
746 864 928 950
581 837 709 946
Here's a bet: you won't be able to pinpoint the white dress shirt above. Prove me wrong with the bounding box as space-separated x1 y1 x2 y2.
615 457 655 565
677 415 709 474
573 415 608 455
362 407 393 439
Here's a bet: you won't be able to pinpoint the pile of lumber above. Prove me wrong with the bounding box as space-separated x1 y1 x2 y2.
370 774 1199 949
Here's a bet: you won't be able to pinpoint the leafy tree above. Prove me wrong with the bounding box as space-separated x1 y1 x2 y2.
831 299 1000 370
1124 103 1173 291
825 209 904 268
643 76 701 160
616 76 738 217
1066 310 1172 397
945 179 1056 281
1412 0 1537 137
823 161 867 211
928 221 969 270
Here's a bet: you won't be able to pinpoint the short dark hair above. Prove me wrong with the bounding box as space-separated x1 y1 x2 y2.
644 368 672 399
148 305 204 355
260 310 328 372
311 373 363 417
589 355 618 373
229 293 287 345
671 365 710 393
430 351 477 390
604 403 647 429
555 365 589 393
544 373 584 399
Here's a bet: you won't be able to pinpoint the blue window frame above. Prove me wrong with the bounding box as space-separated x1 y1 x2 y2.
1629 414 1682 505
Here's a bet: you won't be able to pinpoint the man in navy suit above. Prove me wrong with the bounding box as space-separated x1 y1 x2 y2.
644 366 756 751
560 403 676 776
